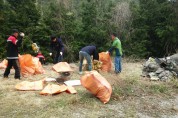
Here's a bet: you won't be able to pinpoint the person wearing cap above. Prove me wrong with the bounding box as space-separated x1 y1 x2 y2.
107 33 122 74
79 45 99 75
4 29 25 79
49 35 64 64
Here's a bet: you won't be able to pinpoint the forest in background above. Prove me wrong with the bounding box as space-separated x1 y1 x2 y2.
0 0 178 62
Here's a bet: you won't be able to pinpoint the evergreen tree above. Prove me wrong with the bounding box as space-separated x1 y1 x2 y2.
81 0 111 52
129 0 178 58
44 0 83 62
0 0 41 57
0 0 6 58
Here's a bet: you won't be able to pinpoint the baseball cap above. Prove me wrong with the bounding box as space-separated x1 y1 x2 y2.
12 29 19 34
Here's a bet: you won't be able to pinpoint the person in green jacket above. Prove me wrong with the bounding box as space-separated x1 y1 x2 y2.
107 33 122 74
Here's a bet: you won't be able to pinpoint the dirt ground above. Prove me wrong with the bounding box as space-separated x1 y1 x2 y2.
0 60 178 118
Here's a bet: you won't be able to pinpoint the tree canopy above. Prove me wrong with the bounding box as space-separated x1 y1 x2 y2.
0 0 177 62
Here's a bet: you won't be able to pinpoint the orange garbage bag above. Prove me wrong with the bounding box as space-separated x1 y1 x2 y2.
33 57 45 74
80 71 112 104
15 80 45 91
66 86 77 94
19 54 45 77
52 62 73 72
99 52 112 72
0 59 8 69
40 84 67 95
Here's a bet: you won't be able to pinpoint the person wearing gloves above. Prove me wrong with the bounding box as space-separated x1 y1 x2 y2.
49 35 64 64
4 29 25 79
107 33 122 74
79 45 99 75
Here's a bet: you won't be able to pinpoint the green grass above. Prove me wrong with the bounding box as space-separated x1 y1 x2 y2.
112 76 178 99
0 62 178 117
149 84 169 94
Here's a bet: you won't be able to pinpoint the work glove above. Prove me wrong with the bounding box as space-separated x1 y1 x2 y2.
49 53 52 56
20 32 25 37
60 52 63 55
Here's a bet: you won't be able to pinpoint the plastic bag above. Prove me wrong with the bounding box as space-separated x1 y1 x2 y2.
40 84 67 95
15 80 45 91
99 52 112 72
80 71 112 104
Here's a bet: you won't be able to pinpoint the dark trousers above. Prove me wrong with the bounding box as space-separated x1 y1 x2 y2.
4 59 21 78
52 52 63 64
39 58 45 64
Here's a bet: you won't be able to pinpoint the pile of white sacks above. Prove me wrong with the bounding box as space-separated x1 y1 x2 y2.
142 53 178 81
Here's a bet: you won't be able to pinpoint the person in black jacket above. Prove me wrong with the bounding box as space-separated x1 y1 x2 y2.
4 29 24 79
49 35 64 64
79 45 99 74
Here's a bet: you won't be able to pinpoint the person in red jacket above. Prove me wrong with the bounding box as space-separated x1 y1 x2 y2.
4 29 24 79
36 51 45 64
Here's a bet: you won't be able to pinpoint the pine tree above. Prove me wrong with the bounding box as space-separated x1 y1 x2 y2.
129 0 178 58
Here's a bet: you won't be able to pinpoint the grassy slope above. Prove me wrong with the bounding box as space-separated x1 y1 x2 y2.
0 60 178 118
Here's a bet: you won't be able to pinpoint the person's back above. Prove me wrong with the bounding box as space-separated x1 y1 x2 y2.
114 37 122 56
81 46 96 55
81 46 99 60
79 45 99 74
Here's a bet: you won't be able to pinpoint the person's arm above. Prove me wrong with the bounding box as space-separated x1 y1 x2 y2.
108 40 117 53
58 39 64 52
48 42 53 56
108 47 115 53
93 49 99 60
16 32 25 47
50 42 53 52
16 36 23 47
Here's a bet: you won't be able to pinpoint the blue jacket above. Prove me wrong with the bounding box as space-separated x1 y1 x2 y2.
50 38 64 52
81 46 99 60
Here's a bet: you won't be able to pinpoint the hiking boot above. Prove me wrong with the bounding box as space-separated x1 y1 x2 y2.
115 71 121 75
3 76 8 79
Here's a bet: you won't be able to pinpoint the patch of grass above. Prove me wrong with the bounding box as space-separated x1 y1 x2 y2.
0 91 4 98
1 62 178 118
112 78 139 98
78 92 100 105
124 107 137 118
124 77 139 85
113 85 134 97
55 98 68 108
171 79 178 89
148 84 169 94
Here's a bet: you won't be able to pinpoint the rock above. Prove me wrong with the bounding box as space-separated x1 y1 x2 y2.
148 63 159 72
155 68 164 74
158 71 166 78
172 105 178 111
160 76 168 81
150 76 159 81
169 53 178 63
149 72 159 81
142 71 149 77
